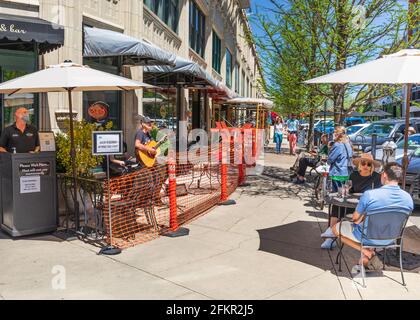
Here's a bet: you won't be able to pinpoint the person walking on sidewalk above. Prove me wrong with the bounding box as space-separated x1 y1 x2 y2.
273 116 284 154
286 114 299 155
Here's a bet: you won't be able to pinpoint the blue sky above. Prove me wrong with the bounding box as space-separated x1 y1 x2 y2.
248 0 409 81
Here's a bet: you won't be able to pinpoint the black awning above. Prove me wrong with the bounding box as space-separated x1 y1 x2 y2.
83 26 176 66
143 56 219 87
0 13 64 54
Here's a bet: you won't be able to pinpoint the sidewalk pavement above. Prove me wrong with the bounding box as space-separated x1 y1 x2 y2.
1 139 420 299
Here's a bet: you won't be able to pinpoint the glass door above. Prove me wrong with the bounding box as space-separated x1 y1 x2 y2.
0 48 38 131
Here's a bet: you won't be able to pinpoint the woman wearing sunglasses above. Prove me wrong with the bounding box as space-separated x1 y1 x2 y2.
321 153 382 249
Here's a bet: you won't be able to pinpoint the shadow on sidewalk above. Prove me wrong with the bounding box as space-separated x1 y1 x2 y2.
0 229 65 243
257 221 420 277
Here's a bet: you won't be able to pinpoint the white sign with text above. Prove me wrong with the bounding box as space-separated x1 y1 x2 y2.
92 131 123 155
20 176 41 194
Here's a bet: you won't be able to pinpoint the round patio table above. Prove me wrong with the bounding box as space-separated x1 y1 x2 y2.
326 192 361 210
325 192 362 272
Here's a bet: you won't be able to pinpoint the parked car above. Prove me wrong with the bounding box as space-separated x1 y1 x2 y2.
152 118 167 128
396 147 420 206
344 117 367 126
346 123 370 136
314 117 367 135
397 147 420 174
373 133 420 160
314 119 335 134
349 118 420 152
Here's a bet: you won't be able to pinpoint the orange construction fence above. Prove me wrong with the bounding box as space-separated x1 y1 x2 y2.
102 140 249 249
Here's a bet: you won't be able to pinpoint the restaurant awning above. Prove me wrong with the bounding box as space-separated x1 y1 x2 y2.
143 56 219 87
83 26 176 66
224 97 274 109
0 13 64 54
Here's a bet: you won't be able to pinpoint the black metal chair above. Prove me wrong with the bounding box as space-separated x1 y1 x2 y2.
336 208 412 287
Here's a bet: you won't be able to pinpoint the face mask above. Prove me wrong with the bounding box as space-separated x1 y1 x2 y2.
22 114 30 122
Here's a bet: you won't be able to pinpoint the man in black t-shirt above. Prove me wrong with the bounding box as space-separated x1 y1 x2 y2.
0 107 40 153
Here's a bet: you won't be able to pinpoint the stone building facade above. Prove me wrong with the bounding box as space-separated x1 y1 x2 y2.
0 0 264 154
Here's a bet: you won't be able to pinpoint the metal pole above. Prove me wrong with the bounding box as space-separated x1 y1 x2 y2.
323 100 326 134
99 154 121 254
67 88 79 232
107 155 113 246
176 84 182 153
371 134 378 160
402 84 412 189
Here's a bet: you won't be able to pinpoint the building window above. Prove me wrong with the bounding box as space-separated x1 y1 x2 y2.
144 0 180 33
83 56 122 130
189 0 205 58
0 48 38 130
226 48 232 88
212 30 221 74
241 70 245 96
234 64 240 94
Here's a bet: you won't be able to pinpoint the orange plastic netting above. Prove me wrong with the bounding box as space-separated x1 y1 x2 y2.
102 135 256 249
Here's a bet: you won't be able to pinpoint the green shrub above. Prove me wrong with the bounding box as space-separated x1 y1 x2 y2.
55 120 113 177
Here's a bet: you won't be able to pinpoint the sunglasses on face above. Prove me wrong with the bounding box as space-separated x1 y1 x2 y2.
360 161 372 167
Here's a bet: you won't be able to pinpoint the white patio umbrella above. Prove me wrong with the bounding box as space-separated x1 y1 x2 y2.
0 61 155 241
305 49 420 187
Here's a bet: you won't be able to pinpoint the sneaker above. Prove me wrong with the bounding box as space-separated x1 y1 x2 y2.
321 227 335 238
294 178 305 184
321 238 337 249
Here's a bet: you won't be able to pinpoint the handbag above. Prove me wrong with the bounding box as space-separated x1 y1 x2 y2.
344 143 354 175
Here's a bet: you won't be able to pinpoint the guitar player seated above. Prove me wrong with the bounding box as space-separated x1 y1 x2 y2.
135 115 157 165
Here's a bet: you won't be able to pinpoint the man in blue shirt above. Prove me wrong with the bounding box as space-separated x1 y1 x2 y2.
332 163 413 269
286 114 299 155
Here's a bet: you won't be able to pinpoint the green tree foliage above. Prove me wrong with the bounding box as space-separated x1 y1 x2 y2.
252 0 412 125
55 120 113 177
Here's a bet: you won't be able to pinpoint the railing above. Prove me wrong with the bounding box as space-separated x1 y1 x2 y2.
57 174 106 246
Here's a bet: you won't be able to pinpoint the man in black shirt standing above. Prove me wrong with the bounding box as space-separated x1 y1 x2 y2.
0 107 40 153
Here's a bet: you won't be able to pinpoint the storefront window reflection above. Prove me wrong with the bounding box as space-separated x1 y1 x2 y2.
143 88 177 131
0 48 37 130
83 57 121 129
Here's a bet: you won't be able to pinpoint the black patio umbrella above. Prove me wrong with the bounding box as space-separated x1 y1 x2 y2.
361 109 392 117
315 110 334 117
347 111 364 117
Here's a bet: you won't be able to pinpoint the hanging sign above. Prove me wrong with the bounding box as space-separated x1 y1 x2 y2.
92 131 123 155
88 101 109 122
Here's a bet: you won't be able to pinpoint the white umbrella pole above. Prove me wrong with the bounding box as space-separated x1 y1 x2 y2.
67 89 80 232
402 83 412 189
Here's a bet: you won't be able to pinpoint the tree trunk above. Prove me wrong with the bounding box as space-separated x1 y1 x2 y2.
334 0 348 126
306 110 315 151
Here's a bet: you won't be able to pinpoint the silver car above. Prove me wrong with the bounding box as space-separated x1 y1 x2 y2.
373 133 420 160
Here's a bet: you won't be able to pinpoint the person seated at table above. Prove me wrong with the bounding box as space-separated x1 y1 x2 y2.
102 142 137 176
293 134 329 184
331 163 413 270
321 153 382 249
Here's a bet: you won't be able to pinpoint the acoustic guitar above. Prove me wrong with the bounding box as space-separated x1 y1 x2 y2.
138 135 168 168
